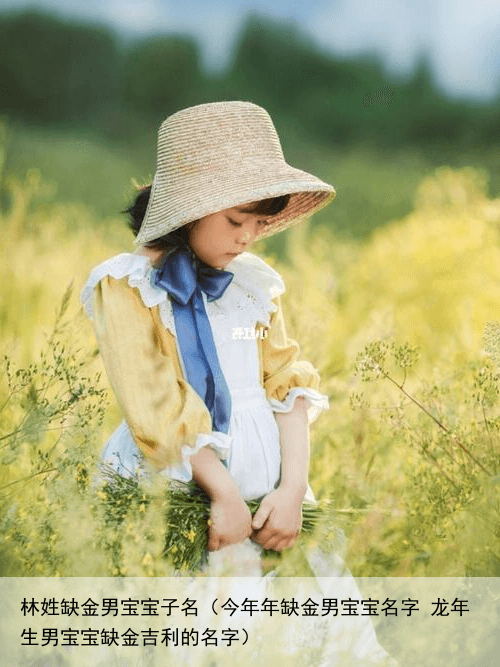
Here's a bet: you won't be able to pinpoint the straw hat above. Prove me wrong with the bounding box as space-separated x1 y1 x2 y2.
135 101 336 245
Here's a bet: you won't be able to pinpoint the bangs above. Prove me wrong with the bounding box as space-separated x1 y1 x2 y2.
241 194 291 217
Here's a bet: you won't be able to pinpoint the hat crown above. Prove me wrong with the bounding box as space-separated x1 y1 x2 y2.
157 101 285 175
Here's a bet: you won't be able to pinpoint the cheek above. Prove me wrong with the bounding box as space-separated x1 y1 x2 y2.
188 223 207 251
190 223 220 255
209 222 231 250
206 227 223 251
189 216 233 255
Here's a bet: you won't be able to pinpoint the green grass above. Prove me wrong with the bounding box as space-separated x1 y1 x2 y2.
2 120 156 219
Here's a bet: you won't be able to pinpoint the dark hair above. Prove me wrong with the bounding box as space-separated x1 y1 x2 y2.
124 185 290 251
244 194 291 217
124 185 190 252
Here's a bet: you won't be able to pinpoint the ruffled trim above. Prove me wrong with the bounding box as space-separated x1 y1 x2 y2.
98 420 149 481
81 251 285 340
269 387 329 424
98 419 230 483
160 431 231 483
80 253 176 334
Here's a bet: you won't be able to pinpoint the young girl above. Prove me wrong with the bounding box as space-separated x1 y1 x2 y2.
81 101 396 664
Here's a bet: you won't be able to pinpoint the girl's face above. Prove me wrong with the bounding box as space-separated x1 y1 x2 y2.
189 204 268 269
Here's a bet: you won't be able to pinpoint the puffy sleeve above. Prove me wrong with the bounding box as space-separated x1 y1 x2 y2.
92 275 230 472
261 295 329 423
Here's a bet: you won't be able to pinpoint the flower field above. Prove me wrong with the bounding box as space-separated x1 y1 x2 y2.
1 151 500 580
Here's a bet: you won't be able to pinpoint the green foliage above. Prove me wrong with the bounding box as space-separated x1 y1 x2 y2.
229 15 382 146
351 338 500 576
122 35 203 120
0 9 119 123
0 291 108 575
99 472 328 574
1 118 434 240
0 8 499 152
2 120 154 220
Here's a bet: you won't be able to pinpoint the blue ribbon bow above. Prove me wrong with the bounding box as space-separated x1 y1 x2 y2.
154 246 234 433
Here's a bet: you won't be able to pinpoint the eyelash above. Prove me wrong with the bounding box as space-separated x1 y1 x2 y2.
229 219 268 227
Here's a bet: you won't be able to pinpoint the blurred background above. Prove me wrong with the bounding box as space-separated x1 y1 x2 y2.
1 0 500 240
2 0 500 602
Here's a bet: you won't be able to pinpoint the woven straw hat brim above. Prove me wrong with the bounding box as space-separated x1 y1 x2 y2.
134 101 336 245
136 168 336 245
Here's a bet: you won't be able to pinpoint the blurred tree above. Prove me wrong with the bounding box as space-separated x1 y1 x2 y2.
0 10 120 124
396 54 475 145
0 8 497 154
122 35 202 122
229 15 387 146
466 98 500 146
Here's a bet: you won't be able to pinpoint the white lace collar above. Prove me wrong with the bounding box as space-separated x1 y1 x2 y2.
80 251 285 337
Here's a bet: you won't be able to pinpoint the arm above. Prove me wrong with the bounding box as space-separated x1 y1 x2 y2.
92 276 219 470
252 294 324 552
251 396 309 551
260 295 321 401
190 447 252 551
93 276 251 550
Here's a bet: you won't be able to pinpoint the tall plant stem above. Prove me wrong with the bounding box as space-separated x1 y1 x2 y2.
383 371 492 476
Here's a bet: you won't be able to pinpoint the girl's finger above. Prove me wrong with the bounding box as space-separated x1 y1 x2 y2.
262 534 281 551
251 504 271 530
252 524 273 545
207 534 220 551
273 536 292 552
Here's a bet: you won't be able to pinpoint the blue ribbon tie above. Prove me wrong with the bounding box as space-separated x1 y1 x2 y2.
154 246 234 434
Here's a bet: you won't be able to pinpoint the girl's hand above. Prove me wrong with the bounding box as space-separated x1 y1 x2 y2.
251 486 303 551
189 446 252 551
208 493 253 551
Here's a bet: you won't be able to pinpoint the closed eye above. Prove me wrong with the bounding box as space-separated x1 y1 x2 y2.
228 217 268 228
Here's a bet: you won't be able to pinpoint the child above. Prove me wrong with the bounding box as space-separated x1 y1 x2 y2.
81 101 396 664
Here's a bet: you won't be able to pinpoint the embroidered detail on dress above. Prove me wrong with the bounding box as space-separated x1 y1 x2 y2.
81 251 285 341
206 252 285 343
